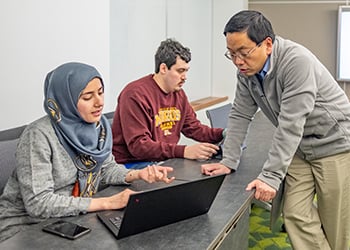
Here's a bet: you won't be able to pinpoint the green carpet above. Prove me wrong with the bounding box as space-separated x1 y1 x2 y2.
248 204 291 250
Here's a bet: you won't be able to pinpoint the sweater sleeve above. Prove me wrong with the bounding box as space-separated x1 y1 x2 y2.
180 95 223 143
100 154 130 185
220 78 258 171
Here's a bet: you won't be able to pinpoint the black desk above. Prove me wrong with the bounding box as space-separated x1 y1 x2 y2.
0 112 275 250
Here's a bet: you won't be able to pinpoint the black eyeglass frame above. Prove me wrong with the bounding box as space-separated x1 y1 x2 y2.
224 40 264 61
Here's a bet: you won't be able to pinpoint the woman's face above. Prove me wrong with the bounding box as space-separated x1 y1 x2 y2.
77 78 104 123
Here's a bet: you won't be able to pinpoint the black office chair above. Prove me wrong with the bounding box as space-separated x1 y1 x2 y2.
206 104 272 212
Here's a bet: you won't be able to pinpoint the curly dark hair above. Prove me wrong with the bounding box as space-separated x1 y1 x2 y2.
154 38 191 73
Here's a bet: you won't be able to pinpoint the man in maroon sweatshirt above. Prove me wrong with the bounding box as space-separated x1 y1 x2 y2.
112 38 224 168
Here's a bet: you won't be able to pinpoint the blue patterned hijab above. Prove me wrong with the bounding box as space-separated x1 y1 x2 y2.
43 62 112 197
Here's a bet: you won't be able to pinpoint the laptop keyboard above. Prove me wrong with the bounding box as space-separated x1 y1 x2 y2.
109 216 123 230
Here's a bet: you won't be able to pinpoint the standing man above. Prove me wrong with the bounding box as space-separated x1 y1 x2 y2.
112 38 224 169
202 10 350 250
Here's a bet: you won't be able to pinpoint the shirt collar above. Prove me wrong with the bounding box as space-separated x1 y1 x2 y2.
258 56 270 79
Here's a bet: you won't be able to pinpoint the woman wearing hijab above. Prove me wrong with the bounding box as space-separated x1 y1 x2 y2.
0 62 175 242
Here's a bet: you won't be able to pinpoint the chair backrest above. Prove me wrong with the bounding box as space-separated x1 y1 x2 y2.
0 138 18 195
0 125 26 141
0 125 26 195
206 103 232 128
103 111 114 125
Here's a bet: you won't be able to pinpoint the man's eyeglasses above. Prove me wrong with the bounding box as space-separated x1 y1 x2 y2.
224 41 263 61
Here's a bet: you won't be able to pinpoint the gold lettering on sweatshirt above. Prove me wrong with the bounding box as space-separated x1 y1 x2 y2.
155 107 181 136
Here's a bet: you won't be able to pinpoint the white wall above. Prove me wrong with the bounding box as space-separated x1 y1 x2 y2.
109 0 166 113
0 0 246 130
0 0 110 130
179 0 248 145
110 0 212 111
211 0 248 104
167 0 212 101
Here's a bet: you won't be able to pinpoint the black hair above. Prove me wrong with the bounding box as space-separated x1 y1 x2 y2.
223 10 275 44
154 38 191 73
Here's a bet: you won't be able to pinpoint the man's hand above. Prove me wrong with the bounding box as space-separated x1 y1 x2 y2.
184 143 219 160
246 179 276 201
201 162 232 176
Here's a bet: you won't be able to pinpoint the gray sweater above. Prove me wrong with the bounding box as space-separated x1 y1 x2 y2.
221 36 350 190
0 116 129 242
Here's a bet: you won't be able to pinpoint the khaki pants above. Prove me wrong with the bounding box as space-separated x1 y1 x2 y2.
283 152 350 250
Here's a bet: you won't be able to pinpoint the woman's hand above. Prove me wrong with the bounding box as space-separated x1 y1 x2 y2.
88 188 136 212
139 165 175 183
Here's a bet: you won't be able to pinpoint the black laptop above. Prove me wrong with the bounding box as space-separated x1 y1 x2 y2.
96 174 226 239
